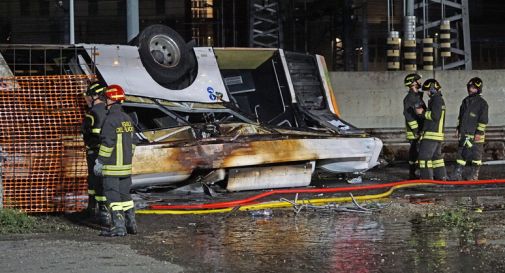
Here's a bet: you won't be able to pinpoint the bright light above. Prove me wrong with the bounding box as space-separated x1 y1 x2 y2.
113 46 120 66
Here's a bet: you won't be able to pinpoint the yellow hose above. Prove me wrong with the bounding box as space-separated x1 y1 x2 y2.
137 182 434 215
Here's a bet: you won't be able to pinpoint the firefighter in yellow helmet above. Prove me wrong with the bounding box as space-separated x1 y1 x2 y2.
82 82 110 226
94 84 137 237
451 77 488 180
403 73 426 179
415 79 447 180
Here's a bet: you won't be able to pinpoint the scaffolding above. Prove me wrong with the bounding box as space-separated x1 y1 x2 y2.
249 0 283 48
415 0 472 70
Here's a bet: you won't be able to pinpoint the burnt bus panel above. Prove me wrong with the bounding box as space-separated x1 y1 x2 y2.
0 42 384 211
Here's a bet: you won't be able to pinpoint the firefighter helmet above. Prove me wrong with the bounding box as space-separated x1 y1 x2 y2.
404 73 422 87
105 84 126 102
422 79 441 94
467 77 483 93
86 82 107 97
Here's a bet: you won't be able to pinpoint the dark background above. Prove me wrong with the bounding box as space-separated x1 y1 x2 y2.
0 0 503 70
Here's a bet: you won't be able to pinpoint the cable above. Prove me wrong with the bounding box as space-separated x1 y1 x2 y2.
148 179 505 211
137 182 436 215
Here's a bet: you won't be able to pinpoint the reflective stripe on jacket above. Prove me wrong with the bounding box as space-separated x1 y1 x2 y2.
403 89 426 140
422 92 445 142
97 104 136 177
456 94 488 143
82 102 107 151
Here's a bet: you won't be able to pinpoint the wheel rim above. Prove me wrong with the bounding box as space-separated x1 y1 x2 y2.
149 35 181 68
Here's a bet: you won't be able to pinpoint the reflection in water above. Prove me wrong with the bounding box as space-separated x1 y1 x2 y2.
143 205 505 273
149 213 386 272
331 216 384 273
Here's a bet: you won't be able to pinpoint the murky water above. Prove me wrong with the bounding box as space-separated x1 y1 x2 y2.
137 194 505 273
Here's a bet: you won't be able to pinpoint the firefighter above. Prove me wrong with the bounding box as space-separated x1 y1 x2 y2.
415 79 447 180
452 77 488 180
403 73 426 179
94 84 137 237
82 81 110 225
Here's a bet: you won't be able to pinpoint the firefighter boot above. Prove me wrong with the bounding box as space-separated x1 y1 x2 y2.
97 202 111 227
419 168 433 180
100 211 127 237
450 165 464 181
409 164 417 180
433 167 447 181
124 208 137 235
85 195 97 219
468 165 480 181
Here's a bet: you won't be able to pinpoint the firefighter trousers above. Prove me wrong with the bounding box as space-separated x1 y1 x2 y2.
418 139 447 180
103 176 134 212
456 139 484 167
86 151 105 202
408 139 420 166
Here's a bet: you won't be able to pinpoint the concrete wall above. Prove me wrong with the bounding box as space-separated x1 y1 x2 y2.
330 70 505 128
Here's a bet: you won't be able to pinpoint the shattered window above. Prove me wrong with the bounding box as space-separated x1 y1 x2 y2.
123 105 180 131
173 111 244 124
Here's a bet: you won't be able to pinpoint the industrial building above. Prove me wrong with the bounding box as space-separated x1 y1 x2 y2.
0 0 504 71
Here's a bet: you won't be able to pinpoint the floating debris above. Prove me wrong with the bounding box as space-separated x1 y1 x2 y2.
280 193 390 215
347 176 363 184
250 209 273 218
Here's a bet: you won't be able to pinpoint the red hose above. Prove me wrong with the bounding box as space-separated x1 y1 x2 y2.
149 179 505 210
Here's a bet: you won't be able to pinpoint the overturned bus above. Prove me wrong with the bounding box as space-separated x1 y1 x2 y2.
0 25 382 193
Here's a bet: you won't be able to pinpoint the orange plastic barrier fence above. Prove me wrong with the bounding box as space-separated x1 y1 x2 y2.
0 75 89 213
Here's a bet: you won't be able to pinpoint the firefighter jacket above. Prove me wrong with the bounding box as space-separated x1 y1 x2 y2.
421 92 446 142
97 104 137 177
456 94 488 143
403 89 426 140
82 102 107 152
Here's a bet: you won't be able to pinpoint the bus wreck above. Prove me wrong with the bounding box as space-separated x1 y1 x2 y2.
0 25 382 193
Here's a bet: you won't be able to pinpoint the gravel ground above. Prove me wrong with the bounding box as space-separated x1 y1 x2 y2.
0 238 183 273
1 163 505 273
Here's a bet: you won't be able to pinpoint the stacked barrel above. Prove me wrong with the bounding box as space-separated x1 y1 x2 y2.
387 31 401 71
403 40 417 71
440 20 451 58
422 38 434 70
385 19 452 70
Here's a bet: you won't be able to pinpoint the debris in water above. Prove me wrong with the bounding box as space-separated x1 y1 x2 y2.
347 176 363 184
250 209 273 217
280 193 389 215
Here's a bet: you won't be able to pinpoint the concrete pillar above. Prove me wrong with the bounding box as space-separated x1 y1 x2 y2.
406 0 415 16
69 0 75 44
127 0 140 43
